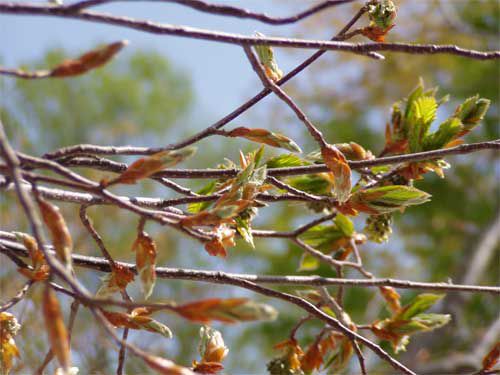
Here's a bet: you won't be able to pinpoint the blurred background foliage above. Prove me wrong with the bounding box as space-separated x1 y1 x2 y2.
0 0 498 374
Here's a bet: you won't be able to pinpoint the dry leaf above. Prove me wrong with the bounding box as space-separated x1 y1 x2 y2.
42 285 71 372
132 231 157 299
38 198 72 269
50 40 128 77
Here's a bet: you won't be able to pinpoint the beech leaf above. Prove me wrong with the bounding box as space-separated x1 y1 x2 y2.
42 285 71 373
227 127 302 153
321 144 352 203
50 40 128 77
175 298 278 323
109 147 196 185
132 231 157 299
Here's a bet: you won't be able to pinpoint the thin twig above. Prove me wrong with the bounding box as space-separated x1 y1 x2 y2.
0 4 498 60
65 0 356 25
2 238 498 294
0 280 34 312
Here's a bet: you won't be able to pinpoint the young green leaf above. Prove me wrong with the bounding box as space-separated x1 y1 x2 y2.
396 293 445 320
266 153 308 169
349 185 431 215
226 127 302 153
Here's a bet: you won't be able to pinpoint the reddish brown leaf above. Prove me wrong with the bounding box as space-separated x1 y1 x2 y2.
361 25 395 42
204 225 236 258
42 285 71 372
50 41 128 77
482 342 500 371
132 231 157 299
321 144 352 203
38 198 73 268
193 362 225 374
108 148 196 185
175 298 277 323
379 286 402 314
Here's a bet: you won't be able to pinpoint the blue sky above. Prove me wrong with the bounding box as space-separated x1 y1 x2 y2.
0 1 326 119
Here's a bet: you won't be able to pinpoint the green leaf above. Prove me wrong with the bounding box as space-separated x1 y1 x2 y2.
404 79 424 120
334 213 354 237
297 253 320 272
287 175 331 195
455 96 490 129
423 117 463 151
300 225 344 249
141 319 173 339
235 216 254 248
397 293 445 320
395 313 451 335
351 185 431 214
187 181 217 213
266 153 308 169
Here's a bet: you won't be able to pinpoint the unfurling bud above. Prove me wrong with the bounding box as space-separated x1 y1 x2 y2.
350 185 431 215
226 127 302 153
254 32 283 82
198 326 229 363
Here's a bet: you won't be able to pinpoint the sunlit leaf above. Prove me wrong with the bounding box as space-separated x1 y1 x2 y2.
42 285 71 372
0 312 21 375
38 198 73 269
266 153 308 169
321 144 351 203
349 185 431 215
175 298 278 323
132 231 157 299
50 41 128 77
108 147 196 185
227 127 302 153
254 32 283 82
102 308 172 338
95 264 135 298
187 181 218 214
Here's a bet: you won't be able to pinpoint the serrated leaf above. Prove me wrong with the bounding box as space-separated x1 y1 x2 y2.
187 181 218 214
266 153 308 169
423 117 463 151
397 293 444 320
350 185 431 215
